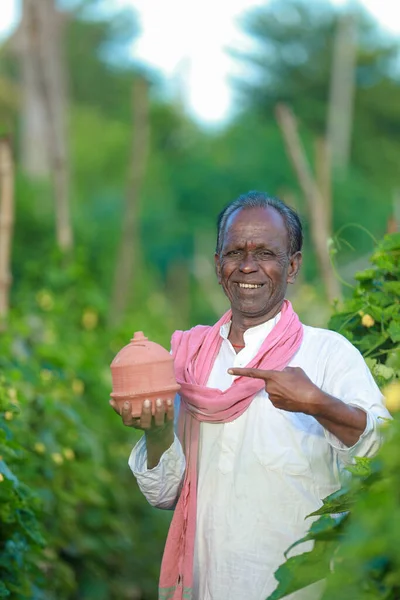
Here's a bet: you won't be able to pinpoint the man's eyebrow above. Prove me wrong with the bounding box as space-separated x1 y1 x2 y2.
235 241 279 249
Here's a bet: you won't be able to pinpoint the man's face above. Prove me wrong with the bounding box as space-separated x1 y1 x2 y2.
214 206 301 321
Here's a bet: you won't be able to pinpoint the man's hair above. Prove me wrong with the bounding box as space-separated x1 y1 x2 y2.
216 191 303 256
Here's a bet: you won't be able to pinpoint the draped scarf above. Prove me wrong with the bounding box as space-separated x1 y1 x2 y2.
158 299 303 600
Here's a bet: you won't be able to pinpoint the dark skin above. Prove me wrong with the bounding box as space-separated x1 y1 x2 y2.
214 206 301 346
111 205 366 464
220 207 366 447
109 397 175 469
227 367 366 448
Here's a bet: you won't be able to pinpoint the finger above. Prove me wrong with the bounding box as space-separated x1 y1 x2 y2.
121 401 133 426
140 399 152 429
166 398 174 423
154 398 166 427
228 368 276 379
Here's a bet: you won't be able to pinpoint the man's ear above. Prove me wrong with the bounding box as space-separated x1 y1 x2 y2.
287 252 302 284
214 253 222 284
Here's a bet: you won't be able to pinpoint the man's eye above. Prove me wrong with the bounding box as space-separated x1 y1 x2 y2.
226 250 241 257
258 251 273 259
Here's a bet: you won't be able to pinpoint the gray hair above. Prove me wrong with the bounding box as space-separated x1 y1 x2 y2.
216 191 303 256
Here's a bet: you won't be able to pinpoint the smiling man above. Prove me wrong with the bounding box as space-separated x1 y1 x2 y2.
112 191 390 600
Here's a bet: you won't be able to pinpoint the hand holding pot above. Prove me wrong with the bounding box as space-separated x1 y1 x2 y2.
109 396 174 432
110 332 180 468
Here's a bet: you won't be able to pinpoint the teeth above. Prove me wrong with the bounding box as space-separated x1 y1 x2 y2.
238 283 263 289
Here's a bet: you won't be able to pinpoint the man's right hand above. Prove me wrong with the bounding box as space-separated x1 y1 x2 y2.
109 397 175 469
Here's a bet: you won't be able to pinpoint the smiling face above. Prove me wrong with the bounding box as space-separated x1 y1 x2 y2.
215 206 302 327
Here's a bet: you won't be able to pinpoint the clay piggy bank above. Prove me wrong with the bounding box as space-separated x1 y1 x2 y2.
110 331 180 417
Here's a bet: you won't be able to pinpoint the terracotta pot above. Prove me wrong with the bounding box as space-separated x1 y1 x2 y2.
110 331 180 417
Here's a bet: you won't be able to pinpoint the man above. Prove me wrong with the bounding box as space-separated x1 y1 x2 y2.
110 191 390 600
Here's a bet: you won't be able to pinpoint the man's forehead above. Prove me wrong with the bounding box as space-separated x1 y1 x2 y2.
224 206 287 238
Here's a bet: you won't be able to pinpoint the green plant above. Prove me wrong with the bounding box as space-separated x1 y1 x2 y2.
0 255 177 599
268 232 400 600
0 377 46 598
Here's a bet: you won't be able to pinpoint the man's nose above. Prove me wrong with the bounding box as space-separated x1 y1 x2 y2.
240 253 258 272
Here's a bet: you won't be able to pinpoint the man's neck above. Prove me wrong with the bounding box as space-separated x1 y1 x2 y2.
228 303 283 346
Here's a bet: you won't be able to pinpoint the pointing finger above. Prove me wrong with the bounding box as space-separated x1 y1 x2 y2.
228 368 277 379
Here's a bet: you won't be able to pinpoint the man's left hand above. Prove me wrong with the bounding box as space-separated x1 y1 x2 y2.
228 367 324 416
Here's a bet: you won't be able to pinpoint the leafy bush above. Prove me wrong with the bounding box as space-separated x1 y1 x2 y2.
268 232 400 600
0 255 177 599
0 376 45 599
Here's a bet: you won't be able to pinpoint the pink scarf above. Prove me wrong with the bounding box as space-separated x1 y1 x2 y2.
159 300 303 600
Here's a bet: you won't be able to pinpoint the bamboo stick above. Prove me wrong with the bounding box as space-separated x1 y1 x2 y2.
327 12 357 174
24 0 72 251
0 138 15 322
109 77 150 326
275 104 341 302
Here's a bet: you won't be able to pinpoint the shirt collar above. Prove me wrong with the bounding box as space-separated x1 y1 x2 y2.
220 312 281 348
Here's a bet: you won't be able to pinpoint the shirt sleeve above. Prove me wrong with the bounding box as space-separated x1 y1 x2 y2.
129 433 186 509
128 395 186 509
320 333 391 465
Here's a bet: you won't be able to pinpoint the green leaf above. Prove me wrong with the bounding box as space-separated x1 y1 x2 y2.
357 333 388 353
267 540 334 600
379 232 400 252
354 269 376 282
0 459 18 484
381 281 400 296
345 457 373 478
307 489 356 517
328 312 359 333
387 321 400 343
287 514 347 555
16 509 46 546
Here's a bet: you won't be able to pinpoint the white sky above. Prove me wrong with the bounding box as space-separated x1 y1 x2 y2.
1 0 399 124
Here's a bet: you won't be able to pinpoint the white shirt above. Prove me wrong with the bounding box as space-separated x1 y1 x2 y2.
129 318 390 600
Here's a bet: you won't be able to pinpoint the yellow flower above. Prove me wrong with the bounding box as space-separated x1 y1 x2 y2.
4 411 13 421
40 369 52 383
51 452 64 465
36 290 55 311
8 388 17 401
82 309 98 330
361 314 375 328
382 382 400 413
0 474 4 482
44 328 56 345
63 448 75 461
34 442 46 454
72 379 84 395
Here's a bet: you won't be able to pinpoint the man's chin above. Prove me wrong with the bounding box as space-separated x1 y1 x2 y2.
230 298 284 320
232 305 273 319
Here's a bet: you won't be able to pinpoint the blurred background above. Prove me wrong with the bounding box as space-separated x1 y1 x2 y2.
0 0 399 598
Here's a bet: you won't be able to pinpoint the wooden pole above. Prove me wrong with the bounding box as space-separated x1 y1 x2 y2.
9 0 49 176
387 189 400 234
21 0 72 251
166 260 191 328
275 104 341 302
109 77 150 326
327 12 357 174
0 138 15 323
193 231 228 317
